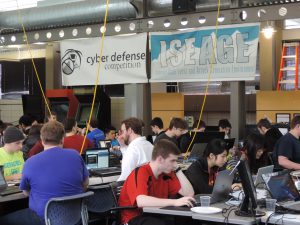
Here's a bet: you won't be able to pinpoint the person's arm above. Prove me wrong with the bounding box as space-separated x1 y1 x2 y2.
175 170 194 197
117 149 137 181
5 173 22 181
83 177 89 191
22 190 29 196
136 195 195 208
278 156 300 170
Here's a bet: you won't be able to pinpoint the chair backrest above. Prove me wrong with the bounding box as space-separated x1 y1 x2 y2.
44 191 94 225
87 184 116 213
110 181 125 205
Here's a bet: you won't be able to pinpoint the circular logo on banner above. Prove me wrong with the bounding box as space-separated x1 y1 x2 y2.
61 49 82 75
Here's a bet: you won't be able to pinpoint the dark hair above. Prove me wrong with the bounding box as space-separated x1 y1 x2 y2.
291 116 300 129
218 119 231 129
41 121 65 145
19 115 32 126
150 117 164 129
192 120 206 129
104 126 116 135
203 139 227 158
168 118 188 130
121 117 143 135
243 133 267 174
28 124 42 137
257 118 272 129
152 139 181 160
89 119 98 128
63 118 76 132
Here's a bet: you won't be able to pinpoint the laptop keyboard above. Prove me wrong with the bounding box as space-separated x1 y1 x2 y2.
89 167 121 177
1 186 22 196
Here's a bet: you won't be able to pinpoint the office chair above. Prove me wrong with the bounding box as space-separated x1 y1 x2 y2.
87 184 116 225
44 191 94 225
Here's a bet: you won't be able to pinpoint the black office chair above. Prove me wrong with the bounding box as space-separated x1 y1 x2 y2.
44 191 94 225
87 184 116 225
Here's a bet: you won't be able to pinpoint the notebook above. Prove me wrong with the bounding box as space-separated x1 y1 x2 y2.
195 169 235 204
0 166 22 196
262 170 300 212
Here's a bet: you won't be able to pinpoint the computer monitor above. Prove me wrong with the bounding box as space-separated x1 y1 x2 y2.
84 148 109 170
235 159 265 217
76 103 99 126
191 131 225 144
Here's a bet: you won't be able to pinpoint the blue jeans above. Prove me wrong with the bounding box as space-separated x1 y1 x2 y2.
0 208 45 225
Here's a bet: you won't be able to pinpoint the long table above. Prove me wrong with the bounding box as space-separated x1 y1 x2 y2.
260 211 300 225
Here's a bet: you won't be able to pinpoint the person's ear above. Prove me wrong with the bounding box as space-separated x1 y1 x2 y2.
209 153 214 159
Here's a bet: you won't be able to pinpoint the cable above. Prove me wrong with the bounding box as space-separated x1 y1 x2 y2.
15 0 52 117
222 205 238 225
184 0 222 159
80 0 110 154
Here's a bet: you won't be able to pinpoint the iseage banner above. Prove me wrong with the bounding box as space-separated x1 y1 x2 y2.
60 33 148 86
150 23 260 82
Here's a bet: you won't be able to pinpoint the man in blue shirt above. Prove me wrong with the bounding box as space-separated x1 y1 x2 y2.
86 119 105 147
0 121 89 225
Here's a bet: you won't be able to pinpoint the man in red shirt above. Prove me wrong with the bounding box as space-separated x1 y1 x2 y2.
119 139 195 225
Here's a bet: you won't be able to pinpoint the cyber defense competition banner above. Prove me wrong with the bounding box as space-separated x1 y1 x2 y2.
150 23 260 82
60 33 147 86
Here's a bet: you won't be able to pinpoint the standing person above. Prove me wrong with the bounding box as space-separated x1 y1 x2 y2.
154 117 188 147
257 118 282 153
218 119 232 139
273 116 300 170
119 139 195 225
185 139 228 194
86 119 105 147
117 117 153 181
0 121 89 225
0 126 25 181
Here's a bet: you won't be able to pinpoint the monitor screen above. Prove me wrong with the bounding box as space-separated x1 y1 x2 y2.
85 148 109 170
50 101 69 122
78 103 99 123
236 159 258 216
99 140 112 149
191 131 225 144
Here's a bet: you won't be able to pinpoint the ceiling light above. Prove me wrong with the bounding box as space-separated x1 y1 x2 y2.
262 25 276 39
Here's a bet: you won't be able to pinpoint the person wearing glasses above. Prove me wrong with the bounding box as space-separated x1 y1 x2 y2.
117 117 153 181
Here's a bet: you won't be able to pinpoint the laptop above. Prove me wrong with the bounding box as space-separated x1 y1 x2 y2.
224 138 235 150
0 166 22 196
254 165 274 188
262 170 300 212
98 140 112 149
189 143 207 160
195 169 235 204
84 148 121 177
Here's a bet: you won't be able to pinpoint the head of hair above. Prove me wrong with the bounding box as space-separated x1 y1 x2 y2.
218 119 231 129
19 115 32 126
150 117 164 129
243 133 266 174
28 124 42 137
63 118 76 132
203 139 227 158
168 118 188 130
121 117 143 135
152 139 181 160
192 120 206 129
257 118 272 129
104 126 116 135
291 116 300 129
89 119 98 128
41 121 65 145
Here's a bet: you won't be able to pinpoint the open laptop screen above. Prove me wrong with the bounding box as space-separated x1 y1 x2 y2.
0 166 7 191
99 140 112 149
263 170 300 201
85 148 109 170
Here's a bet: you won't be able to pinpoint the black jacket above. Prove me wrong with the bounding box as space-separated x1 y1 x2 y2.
185 157 217 195
265 127 282 152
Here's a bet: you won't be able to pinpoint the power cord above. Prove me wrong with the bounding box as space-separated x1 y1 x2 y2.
222 205 238 225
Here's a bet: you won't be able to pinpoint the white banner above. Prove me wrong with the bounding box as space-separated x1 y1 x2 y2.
60 33 148 86
150 23 260 82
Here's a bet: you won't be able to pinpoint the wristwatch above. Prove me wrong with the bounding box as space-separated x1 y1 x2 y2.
175 167 181 173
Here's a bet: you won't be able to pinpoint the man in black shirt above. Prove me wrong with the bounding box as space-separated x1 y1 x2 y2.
273 116 300 170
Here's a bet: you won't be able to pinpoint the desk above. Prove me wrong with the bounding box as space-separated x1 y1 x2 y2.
261 212 300 225
89 175 119 186
144 203 259 225
0 193 28 215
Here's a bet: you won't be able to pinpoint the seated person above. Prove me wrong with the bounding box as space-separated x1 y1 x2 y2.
0 126 25 181
63 118 94 154
185 139 228 194
273 115 300 170
148 117 165 143
0 121 89 225
119 139 195 225
218 119 232 139
22 124 42 160
86 119 105 147
104 126 121 157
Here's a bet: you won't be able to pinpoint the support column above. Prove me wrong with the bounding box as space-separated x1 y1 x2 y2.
45 42 61 90
230 81 246 141
124 83 152 136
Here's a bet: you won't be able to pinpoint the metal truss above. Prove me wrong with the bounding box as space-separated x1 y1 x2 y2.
0 2 300 46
